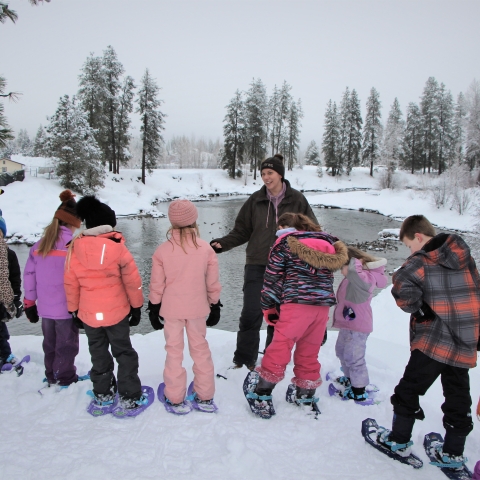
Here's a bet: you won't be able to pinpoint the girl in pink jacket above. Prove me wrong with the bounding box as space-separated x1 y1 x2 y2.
332 247 387 403
148 200 222 415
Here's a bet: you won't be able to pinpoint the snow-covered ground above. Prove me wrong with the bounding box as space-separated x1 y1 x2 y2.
1 156 478 244
1 287 479 480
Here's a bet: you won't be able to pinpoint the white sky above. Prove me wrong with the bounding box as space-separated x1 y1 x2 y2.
2 0 480 149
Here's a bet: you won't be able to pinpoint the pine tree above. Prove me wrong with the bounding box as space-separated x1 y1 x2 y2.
420 77 441 173
114 75 135 173
452 92 467 165
46 95 104 194
33 124 48 157
268 85 280 156
286 99 303 170
16 128 33 155
244 78 267 179
382 98 404 170
222 90 245 178
337 88 350 174
437 83 454 174
465 79 480 171
322 100 341 176
362 87 382 176
273 81 292 154
401 102 423 174
136 69 166 184
0 76 14 149
304 140 320 166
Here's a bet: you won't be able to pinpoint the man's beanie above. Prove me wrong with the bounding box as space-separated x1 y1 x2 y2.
261 153 285 178
54 190 82 229
168 199 198 228
75 196 117 229
0 209 6 237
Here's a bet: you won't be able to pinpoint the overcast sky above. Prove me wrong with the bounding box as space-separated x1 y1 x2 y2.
2 0 480 149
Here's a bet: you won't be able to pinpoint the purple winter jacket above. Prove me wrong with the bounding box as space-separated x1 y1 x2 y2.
333 257 387 334
23 226 73 320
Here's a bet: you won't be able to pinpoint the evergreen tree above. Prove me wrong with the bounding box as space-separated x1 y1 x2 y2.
420 76 441 173
286 99 303 170
268 85 280 156
33 124 48 157
345 89 363 172
114 75 135 173
244 78 267 179
273 81 292 154
136 69 166 184
322 100 341 176
452 92 467 165
0 75 14 148
382 98 404 169
465 79 480 171
437 83 454 174
304 140 320 166
401 102 423 173
362 87 382 176
222 90 245 178
46 95 104 194
16 128 33 155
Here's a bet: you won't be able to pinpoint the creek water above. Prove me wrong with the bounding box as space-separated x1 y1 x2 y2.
8 196 413 337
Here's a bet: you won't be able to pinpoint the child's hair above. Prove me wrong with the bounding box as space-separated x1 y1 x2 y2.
167 223 200 253
277 212 322 232
347 246 379 267
399 215 436 241
38 218 71 258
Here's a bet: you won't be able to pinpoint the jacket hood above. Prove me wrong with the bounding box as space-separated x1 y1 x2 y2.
72 231 125 270
287 233 348 271
418 233 471 270
365 257 387 270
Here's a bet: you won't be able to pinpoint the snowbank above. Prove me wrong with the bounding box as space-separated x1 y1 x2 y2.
1 288 479 479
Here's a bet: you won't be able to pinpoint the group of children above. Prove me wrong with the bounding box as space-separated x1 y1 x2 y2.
0 189 479 475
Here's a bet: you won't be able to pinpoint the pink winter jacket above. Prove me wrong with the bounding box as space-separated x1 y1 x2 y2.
148 230 221 320
333 257 387 334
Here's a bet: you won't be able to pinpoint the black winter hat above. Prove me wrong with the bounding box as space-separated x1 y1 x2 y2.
75 196 117 229
261 153 285 178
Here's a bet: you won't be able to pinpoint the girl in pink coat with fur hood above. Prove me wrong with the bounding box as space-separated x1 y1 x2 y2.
148 200 222 415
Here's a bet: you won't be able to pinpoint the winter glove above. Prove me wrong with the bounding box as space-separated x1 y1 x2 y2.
14 298 24 318
70 311 84 329
209 239 223 253
128 306 141 327
321 329 328 346
263 307 279 326
343 306 356 321
147 301 164 330
2 302 16 322
24 304 39 323
412 302 435 323
206 300 223 327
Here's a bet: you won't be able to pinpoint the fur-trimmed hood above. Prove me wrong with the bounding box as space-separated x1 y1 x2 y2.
287 235 348 271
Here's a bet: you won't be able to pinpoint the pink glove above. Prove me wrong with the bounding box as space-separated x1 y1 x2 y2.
263 308 279 326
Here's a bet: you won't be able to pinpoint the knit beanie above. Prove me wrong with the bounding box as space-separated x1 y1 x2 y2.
54 190 82 229
261 153 285 178
168 200 198 228
0 212 6 237
75 196 117 229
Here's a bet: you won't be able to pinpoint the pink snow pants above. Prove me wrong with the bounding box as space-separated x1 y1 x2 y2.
257 303 329 389
163 316 215 404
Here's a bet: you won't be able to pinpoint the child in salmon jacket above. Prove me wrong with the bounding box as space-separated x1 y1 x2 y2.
148 200 222 414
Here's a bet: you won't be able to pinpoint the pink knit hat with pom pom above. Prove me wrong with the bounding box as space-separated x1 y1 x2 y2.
168 200 198 228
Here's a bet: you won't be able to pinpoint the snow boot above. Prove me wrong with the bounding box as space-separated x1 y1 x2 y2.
295 386 317 406
335 375 351 388
343 386 369 402
429 445 467 470
443 431 467 458
243 370 276 419
376 414 416 457
376 428 414 458
119 394 149 410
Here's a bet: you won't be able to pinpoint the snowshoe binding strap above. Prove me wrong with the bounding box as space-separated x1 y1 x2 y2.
245 392 273 401
377 427 413 453
295 395 319 405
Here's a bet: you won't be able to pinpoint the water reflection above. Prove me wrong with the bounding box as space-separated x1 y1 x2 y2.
8 197 413 336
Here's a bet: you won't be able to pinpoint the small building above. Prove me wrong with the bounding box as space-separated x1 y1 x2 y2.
0 158 25 174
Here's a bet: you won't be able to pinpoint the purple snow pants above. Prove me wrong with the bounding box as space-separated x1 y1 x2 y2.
335 329 370 388
42 318 79 386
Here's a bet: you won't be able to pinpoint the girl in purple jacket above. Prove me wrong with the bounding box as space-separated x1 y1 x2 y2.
23 190 84 387
332 247 387 403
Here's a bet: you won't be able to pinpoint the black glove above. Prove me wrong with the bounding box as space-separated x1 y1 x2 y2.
412 302 436 323
209 239 223 254
321 329 328 346
206 300 223 327
147 301 164 330
25 304 39 323
70 311 84 329
14 299 24 318
128 306 141 327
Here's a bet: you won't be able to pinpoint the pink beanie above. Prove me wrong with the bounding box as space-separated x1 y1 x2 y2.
168 200 198 228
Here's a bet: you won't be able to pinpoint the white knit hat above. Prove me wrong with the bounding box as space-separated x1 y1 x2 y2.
168 200 198 227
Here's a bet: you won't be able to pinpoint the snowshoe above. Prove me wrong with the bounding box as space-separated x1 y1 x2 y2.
112 386 154 418
157 382 192 415
285 384 321 418
329 383 379 406
186 381 218 413
86 390 119 416
361 418 423 469
243 370 275 419
1 354 30 376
